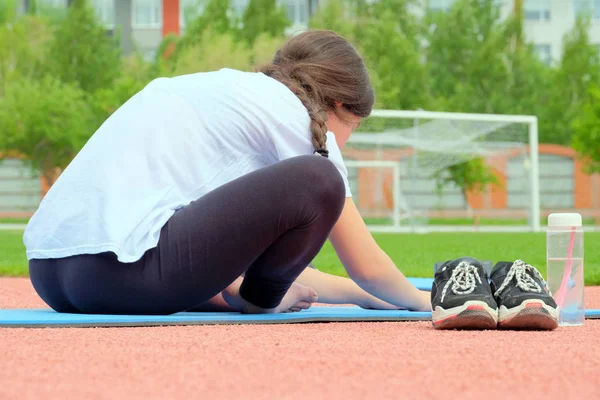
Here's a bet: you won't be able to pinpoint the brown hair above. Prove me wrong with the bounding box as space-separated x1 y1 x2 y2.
258 30 374 158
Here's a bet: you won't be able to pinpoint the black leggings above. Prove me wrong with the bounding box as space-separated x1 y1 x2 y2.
28 156 345 314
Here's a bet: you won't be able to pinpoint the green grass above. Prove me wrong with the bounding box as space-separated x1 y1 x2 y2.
315 232 600 285
2 229 600 284
0 230 28 276
0 218 30 224
364 217 600 226
428 217 599 226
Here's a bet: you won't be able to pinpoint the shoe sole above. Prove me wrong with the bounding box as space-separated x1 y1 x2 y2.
432 300 498 330
498 299 558 330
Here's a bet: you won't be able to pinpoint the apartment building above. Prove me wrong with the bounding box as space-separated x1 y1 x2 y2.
22 0 318 59
430 0 600 64
21 0 600 64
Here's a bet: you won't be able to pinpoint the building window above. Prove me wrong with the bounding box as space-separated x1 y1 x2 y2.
574 0 600 19
524 0 551 21
178 0 319 31
428 0 455 12
534 44 552 65
230 0 249 21
282 0 309 26
91 0 115 28
32 0 68 19
132 0 162 28
36 0 68 8
180 0 205 30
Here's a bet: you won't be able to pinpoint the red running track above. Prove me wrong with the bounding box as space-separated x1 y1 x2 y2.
1 277 599 400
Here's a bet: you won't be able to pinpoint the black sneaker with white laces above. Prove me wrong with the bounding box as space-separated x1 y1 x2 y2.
431 256 498 330
490 259 558 330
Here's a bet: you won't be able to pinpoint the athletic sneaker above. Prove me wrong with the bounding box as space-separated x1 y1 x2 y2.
490 259 558 330
431 256 498 330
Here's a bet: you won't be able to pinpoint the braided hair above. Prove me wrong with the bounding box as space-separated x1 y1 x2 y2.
258 30 374 158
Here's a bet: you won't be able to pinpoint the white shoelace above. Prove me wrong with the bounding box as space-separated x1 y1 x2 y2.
440 261 482 303
493 259 551 297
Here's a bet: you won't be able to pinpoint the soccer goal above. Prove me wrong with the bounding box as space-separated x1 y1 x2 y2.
343 109 540 233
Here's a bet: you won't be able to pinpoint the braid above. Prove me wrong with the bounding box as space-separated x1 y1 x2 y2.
301 91 329 157
261 64 329 158
257 30 375 159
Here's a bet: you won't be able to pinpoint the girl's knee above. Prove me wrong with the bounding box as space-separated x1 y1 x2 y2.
291 155 346 212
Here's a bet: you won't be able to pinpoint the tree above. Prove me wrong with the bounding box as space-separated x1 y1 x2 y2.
47 0 121 94
425 0 551 116
543 16 600 145
433 158 501 210
171 29 255 76
250 32 286 66
177 0 235 47
357 0 430 110
0 0 18 24
572 85 600 174
31 0 70 23
309 0 356 41
0 15 53 88
426 0 503 103
180 0 205 27
240 0 289 45
164 0 237 72
92 53 156 125
0 76 95 191
423 0 547 202
166 13 286 77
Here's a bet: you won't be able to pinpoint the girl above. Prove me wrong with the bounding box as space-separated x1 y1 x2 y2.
24 30 431 315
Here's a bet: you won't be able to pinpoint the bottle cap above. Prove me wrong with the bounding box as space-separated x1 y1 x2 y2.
548 213 582 227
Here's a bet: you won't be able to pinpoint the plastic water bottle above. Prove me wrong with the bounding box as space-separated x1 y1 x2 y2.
546 213 585 326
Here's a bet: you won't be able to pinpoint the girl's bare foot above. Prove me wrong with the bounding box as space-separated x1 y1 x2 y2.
223 281 318 314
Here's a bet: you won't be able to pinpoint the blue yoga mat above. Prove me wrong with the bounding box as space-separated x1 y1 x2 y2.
1 277 597 328
0 307 597 328
0 307 431 328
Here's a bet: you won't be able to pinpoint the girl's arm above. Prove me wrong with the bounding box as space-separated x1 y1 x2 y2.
294 267 400 310
328 198 432 311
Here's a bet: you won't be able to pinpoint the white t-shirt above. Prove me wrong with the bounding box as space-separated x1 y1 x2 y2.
23 68 352 263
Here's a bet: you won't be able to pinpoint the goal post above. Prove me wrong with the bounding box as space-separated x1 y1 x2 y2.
344 160 404 230
343 109 541 233
529 117 540 233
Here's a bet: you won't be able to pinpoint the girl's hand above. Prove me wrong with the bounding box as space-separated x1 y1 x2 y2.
329 198 434 311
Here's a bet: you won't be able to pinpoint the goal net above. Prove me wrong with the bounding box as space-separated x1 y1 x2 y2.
342 109 540 232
